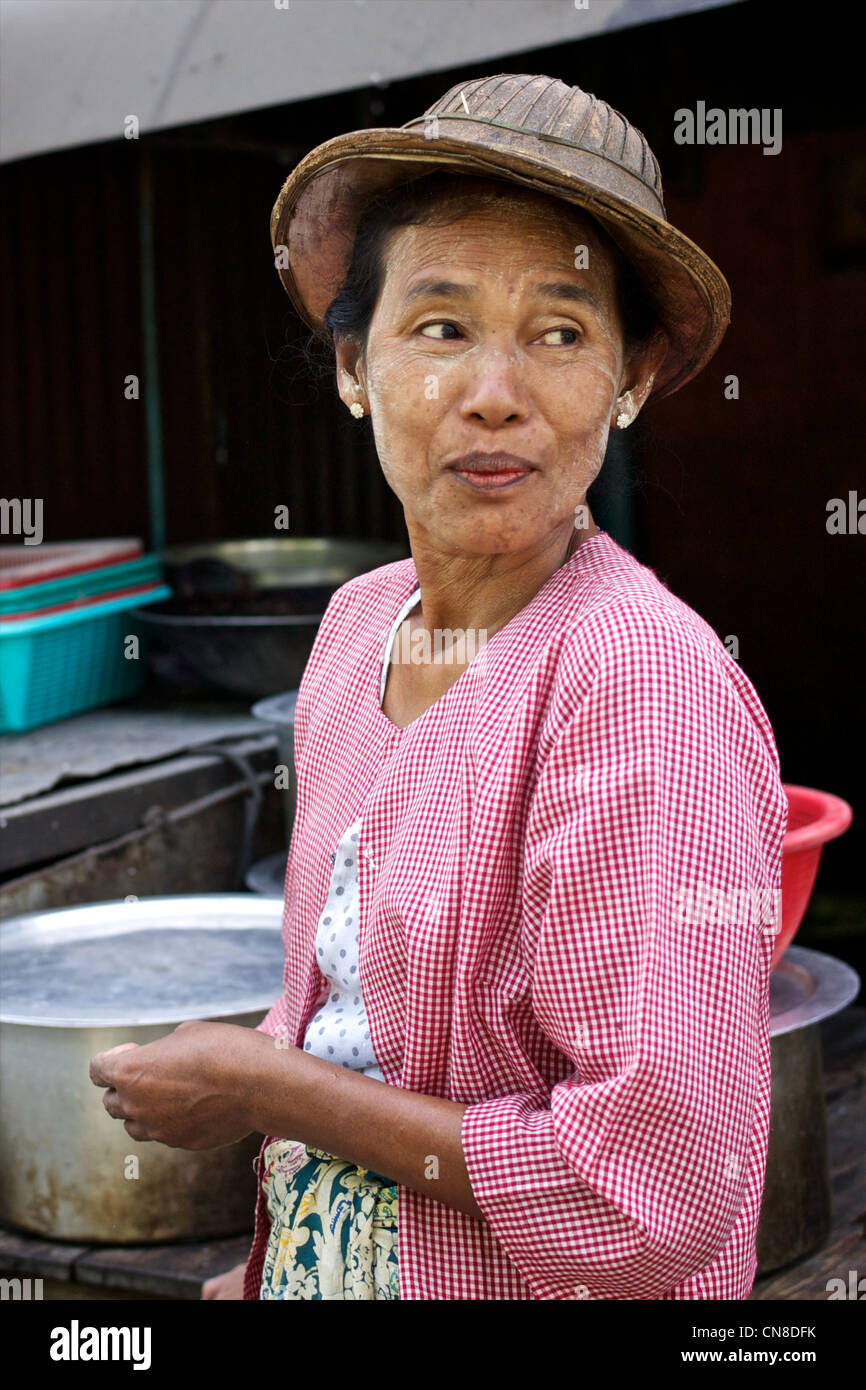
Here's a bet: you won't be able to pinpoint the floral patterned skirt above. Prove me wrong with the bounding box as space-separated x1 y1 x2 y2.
259 1137 399 1300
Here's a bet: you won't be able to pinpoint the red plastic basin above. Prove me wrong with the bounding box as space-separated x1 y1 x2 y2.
773 784 853 967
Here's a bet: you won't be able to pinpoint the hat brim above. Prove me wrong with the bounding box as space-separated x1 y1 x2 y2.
270 126 731 401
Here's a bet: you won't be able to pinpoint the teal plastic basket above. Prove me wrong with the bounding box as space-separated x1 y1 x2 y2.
0 584 171 732
0 555 163 616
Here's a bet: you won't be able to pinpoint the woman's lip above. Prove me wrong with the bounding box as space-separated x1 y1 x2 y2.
449 468 532 492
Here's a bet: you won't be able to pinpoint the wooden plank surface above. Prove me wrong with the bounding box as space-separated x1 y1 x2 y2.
74 1234 254 1301
0 1228 90 1280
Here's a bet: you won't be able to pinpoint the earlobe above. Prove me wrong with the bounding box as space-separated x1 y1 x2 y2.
334 334 366 408
346 375 367 418
612 370 656 429
635 370 656 411
336 361 368 416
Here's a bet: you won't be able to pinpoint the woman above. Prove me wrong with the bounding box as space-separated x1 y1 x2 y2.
91 75 788 1301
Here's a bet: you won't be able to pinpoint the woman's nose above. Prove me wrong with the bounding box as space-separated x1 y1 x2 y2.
457 346 529 427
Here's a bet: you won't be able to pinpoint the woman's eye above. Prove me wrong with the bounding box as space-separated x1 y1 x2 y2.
538 326 580 345
415 322 580 344
418 321 461 340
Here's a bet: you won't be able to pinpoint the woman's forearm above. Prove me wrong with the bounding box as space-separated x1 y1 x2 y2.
239 1029 485 1221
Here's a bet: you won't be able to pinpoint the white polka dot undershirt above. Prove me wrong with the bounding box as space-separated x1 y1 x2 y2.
301 584 421 1082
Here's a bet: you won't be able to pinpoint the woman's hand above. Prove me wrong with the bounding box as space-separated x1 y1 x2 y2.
201 1261 248 1300
89 1020 260 1150
90 1024 485 1219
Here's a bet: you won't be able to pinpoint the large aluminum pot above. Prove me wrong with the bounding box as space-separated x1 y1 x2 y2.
0 895 284 1243
756 944 860 1274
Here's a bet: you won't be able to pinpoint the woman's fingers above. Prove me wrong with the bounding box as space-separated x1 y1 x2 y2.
122 1118 153 1143
90 1042 140 1086
102 1086 125 1119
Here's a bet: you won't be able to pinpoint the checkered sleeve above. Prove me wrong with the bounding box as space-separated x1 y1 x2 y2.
460 602 788 1299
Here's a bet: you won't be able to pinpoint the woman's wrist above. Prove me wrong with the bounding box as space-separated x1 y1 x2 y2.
240 1030 374 1140
219 1024 287 1137
237 1034 484 1219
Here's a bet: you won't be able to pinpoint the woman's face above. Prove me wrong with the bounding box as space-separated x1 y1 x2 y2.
337 187 661 562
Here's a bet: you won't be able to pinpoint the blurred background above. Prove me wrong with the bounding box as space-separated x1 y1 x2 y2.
0 0 863 1306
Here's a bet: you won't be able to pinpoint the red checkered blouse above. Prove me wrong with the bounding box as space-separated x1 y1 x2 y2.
242 528 788 1300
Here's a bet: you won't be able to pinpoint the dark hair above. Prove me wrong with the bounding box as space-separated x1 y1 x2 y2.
321 169 659 363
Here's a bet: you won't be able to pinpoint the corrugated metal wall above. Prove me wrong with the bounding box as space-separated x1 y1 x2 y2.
1 129 406 548
2 143 147 540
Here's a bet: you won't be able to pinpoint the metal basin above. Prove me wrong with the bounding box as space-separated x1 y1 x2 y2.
245 850 290 898
135 537 407 698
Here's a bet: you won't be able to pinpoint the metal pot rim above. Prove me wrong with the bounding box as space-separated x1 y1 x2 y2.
0 894 283 1028
770 944 861 1037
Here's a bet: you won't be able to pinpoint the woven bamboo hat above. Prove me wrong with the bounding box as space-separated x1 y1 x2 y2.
270 73 731 401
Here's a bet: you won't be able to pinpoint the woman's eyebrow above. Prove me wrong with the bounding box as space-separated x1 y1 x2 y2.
404 279 475 304
402 278 602 312
532 283 602 313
